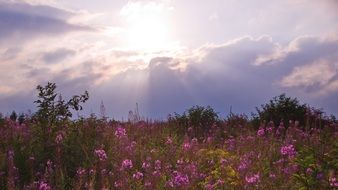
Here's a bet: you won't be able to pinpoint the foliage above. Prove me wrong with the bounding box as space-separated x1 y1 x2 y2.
34 82 89 124
173 105 219 137
253 94 307 128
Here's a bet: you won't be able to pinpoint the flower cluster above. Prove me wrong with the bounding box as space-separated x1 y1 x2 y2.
133 171 144 180
94 149 107 161
245 173 260 185
257 128 265 136
122 159 133 170
38 182 51 190
115 127 127 139
77 168 86 176
168 171 189 187
329 177 338 188
55 133 63 144
280 144 297 158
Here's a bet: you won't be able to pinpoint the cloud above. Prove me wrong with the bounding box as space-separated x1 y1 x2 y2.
42 48 76 64
1 35 338 118
257 36 338 96
0 1 92 44
281 60 337 88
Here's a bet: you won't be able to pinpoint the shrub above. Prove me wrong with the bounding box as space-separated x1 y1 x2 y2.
34 82 89 125
173 106 219 137
253 94 307 128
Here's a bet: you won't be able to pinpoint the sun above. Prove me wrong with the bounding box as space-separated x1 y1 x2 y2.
120 2 174 52
125 15 173 52
126 17 170 51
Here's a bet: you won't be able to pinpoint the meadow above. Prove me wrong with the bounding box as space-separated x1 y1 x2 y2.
0 84 337 189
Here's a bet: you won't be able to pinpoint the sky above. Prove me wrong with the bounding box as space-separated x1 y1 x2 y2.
1 0 338 119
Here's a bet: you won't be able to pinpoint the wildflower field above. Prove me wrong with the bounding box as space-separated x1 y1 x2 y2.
0 84 337 189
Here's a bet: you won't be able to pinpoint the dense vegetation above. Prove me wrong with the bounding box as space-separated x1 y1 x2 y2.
0 83 337 189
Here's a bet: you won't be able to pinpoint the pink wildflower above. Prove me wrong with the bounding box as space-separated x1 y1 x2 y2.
115 127 127 139
122 159 133 169
133 171 143 180
166 137 173 144
245 173 260 185
280 144 297 158
257 128 265 136
38 182 51 190
155 160 161 170
55 133 63 144
329 177 338 188
94 149 107 161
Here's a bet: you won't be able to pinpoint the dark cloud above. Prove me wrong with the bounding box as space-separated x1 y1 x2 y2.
0 2 92 43
91 36 338 118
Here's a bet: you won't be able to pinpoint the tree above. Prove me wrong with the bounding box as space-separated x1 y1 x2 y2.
174 105 219 137
34 82 89 124
18 113 25 125
253 94 307 128
10 111 17 121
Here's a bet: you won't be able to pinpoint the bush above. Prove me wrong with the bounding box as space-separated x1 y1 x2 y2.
173 105 219 137
253 94 307 128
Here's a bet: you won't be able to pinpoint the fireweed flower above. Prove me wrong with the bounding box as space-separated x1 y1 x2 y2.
183 142 191 151
133 171 143 180
122 159 133 169
155 160 161 170
94 149 107 161
115 126 127 139
168 171 189 187
266 127 273 133
306 168 313 175
145 181 152 187
280 144 297 158
55 133 63 144
77 168 86 176
329 177 338 188
257 128 265 136
245 173 260 185
8 150 14 159
269 173 276 179
38 181 51 190
166 137 173 144
142 161 150 169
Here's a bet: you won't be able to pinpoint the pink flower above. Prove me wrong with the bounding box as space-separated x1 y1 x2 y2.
55 133 63 144
94 149 107 161
257 128 265 136
142 162 150 169
145 181 152 187
166 137 173 144
133 171 143 180
168 171 189 187
122 159 133 169
77 168 86 176
280 144 297 158
306 168 313 175
329 177 338 188
183 142 191 150
115 127 127 139
245 173 260 185
155 160 161 170
38 182 51 190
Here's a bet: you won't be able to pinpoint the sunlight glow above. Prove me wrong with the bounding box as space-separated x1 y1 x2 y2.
120 1 175 52
127 17 170 51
